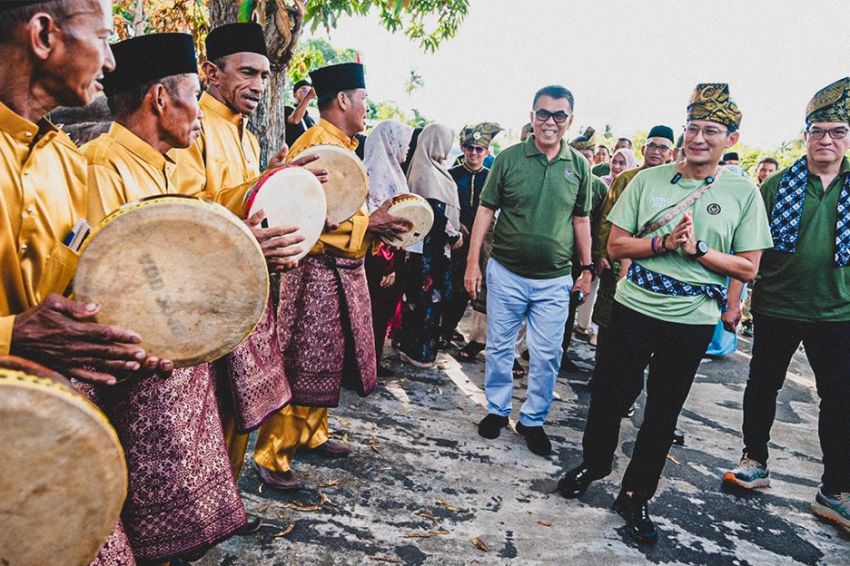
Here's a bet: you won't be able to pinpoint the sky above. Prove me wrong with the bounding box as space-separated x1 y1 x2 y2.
304 0 850 150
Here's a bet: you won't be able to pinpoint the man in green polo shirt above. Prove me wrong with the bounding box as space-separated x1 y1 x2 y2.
464 84 593 457
557 83 773 545
722 77 850 533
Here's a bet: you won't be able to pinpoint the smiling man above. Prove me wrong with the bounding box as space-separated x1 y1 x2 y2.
722 78 850 533
557 84 772 545
465 85 593 457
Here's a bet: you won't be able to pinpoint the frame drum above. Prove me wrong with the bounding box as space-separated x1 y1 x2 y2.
381 193 435 248
74 195 269 367
0 356 126 565
245 166 327 262
301 144 368 223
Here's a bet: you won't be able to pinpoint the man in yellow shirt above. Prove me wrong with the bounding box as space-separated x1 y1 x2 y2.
82 33 247 563
253 62 410 489
174 23 314 509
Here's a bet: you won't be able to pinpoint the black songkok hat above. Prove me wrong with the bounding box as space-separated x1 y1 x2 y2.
722 152 740 162
206 22 268 62
102 33 198 97
292 79 312 94
647 125 675 143
310 63 366 101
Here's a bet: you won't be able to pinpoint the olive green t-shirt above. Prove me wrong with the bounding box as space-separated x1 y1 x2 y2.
479 137 592 279
752 157 850 322
608 163 773 325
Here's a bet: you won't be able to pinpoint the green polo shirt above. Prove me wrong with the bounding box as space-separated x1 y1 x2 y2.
752 157 850 322
608 163 773 325
592 162 610 177
480 137 592 279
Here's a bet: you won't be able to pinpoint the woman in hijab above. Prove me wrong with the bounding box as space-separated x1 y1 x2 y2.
602 147 638 186
363 120 415 377
397 123 462 368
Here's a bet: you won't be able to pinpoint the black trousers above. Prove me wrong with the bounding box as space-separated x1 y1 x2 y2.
744 313 850 494
582 302 714 498
440 241 470 340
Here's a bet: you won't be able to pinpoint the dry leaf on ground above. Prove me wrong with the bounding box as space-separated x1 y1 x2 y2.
538 519 552 527
472 537 489 551
272 524 295 538
402 529 450 539
319 479 340 488
372 557 402 564
418 510 439 526
369 436 381 454
283 502 323 512
436 499 460 513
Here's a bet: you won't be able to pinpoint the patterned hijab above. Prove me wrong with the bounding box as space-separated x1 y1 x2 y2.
406 123 460 229
363 120 414 212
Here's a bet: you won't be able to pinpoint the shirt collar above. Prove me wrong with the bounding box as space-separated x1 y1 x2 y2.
523 136 572 161
317 118 359 151
0 101 56 144
839 156 850 175
200 92 245 126
108 122 172 170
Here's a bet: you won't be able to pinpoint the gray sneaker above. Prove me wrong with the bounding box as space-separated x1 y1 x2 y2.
723 455 770 489
811 489 850 532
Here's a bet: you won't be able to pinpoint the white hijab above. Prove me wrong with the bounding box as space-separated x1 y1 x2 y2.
406 123 460 230
363 120 414 213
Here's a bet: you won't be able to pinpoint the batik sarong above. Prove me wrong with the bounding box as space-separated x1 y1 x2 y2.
278 255 377 406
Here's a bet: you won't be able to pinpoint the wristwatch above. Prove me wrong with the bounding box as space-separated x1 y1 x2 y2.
580 264 595 278
692 240 709 258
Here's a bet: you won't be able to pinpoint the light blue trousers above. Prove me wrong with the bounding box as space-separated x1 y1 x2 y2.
484 259 572 426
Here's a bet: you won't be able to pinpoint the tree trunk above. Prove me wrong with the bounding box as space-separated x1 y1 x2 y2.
209 0 304 168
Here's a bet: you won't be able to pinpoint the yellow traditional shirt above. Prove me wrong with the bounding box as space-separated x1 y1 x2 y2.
288 118 370 258
82 122 179 224
0 102 87 354
174 92 260 214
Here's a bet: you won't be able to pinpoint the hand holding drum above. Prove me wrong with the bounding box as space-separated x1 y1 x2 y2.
375 193 432 247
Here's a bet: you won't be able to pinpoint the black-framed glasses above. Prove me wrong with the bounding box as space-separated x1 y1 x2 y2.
807 126 849 141
684 124 728 139
534 109 570 124
645 142 672 152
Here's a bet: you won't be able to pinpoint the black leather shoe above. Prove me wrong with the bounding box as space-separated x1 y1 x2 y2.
478 414 508 439
558 464 600 498
515 422 551 456
612 491 658 545
672 428 685 446
235 514 262 535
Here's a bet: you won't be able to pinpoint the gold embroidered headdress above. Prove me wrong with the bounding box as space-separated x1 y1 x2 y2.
459 122 503 148
806 77 850 125
687 83 742 129
569 127 596 151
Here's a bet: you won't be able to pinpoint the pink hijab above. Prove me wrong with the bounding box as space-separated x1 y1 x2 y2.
603 148 639 186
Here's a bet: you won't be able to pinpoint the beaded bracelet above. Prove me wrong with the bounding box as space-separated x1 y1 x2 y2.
650 236 660 255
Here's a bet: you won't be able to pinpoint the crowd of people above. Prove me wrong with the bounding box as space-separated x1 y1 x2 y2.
0 1 848 564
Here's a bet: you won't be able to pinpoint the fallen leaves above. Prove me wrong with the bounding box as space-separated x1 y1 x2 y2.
417 510 439 526
282 502 322 512
435 498 460 513
471 537 489 551
666 454 681 465
319 479 340 488
369 436 381 454
402 529 450 539
272 524 295 538
537 519 552 527
372 557 402 564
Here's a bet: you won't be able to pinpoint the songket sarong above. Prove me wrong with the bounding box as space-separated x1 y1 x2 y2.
213 298 291 433
93 365 246 562
90 521 135 566
278 255 377 406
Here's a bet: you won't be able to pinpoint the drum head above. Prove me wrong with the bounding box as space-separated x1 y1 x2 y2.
0 368 126 565
382 193 435 248
302 144 368 223
74 197 269 367
247 167 327 261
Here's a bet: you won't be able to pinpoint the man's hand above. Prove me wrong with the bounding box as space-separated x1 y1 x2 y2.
9 294 172 385
267 143 290 170
246 209 306 272
464 263 483 301
289 153 329 184
671 211 697 255
460 224 470 239
722 303 742 333
595 257 611 277
368 200 412 239
379 272 396 289
572 271 592 296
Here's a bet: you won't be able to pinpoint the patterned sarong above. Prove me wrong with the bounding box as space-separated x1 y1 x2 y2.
277 255 377 407
89 521 135 565
627 262 727 311
93 365 246 562
213 297 291 433
769 155 850 266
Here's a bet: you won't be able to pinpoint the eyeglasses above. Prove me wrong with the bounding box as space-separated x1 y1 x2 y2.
684 124 728 139
645 142 672 152
462 145 486 154
807 126 849 141
534 109 570 124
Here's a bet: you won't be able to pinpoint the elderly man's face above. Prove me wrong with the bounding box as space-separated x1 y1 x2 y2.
806 121 850 168
208 52 270 115
642 136 673 167
42 0 115 107
530 95 573 148
159 74 204 149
